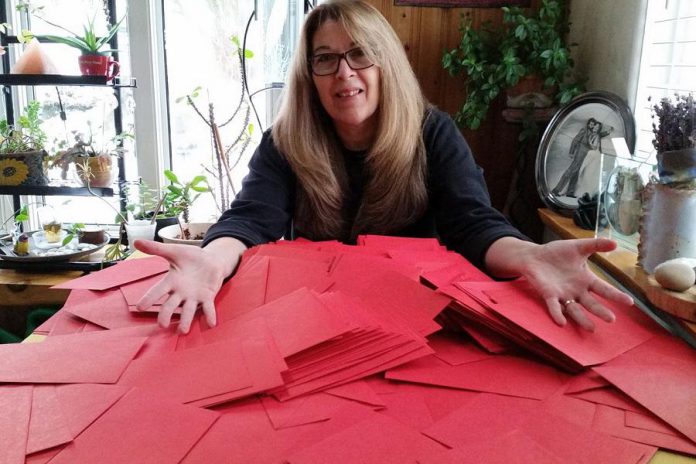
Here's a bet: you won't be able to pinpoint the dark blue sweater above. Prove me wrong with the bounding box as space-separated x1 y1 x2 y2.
203 108 526 270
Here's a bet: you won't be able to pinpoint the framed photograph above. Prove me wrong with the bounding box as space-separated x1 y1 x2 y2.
394 0 530 7
535 91 636 215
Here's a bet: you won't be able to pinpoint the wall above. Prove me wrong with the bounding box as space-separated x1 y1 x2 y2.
363 0 646 239
567 0 648 110
364 0 542 214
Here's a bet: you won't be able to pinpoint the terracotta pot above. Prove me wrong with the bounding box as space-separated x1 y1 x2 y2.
78 54 120 81
75 155 115 188
506 74 555 109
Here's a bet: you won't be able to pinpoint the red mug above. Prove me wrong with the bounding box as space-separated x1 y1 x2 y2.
78 54 120 81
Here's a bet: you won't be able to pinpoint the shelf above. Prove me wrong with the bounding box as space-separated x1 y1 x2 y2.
0 185 113 197
0 74 136 88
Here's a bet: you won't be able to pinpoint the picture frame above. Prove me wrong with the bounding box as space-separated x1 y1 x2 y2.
535 91 636 215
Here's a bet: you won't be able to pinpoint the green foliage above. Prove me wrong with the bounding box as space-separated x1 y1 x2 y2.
0 101 47 153
163 170 211 223
16 2 124 55
62 222 85 246
442 0 583 130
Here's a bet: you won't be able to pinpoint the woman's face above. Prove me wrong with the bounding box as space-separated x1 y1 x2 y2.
311 20 380 147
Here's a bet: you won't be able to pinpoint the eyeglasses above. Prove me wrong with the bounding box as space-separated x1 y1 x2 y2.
310 47 374 76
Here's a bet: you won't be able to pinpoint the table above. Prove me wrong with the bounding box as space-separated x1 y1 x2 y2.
539 208 696 464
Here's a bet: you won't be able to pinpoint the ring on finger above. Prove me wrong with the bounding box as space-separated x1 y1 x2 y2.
561 299 575 307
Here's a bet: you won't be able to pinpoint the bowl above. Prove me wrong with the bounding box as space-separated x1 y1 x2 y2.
157 222 214 246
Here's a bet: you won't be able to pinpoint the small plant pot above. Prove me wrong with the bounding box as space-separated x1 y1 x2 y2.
78 54 120 81
75 156 114 188
158 222 213 246
79 226 107 245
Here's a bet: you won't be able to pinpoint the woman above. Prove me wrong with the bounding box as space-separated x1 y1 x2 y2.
136 0 632 334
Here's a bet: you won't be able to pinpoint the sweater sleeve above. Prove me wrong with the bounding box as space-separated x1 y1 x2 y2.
202 130 295 248
425 108 528 269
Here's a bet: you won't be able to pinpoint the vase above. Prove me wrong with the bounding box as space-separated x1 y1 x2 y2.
638 181 696 273
656 148 696 184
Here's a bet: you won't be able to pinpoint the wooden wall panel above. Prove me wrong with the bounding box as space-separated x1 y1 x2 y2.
365 0 540 217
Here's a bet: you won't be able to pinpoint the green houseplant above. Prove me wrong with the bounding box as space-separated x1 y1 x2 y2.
156 170 213 244
442 0 583 130
0 100 49 186
17 2 124 78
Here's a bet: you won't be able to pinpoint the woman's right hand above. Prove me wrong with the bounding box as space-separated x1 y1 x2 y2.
134 237 247 334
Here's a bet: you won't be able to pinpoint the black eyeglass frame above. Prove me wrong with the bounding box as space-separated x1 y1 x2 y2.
309 47 375 76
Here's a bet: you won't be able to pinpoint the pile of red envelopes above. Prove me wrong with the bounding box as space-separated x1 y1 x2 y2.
1 235 695 463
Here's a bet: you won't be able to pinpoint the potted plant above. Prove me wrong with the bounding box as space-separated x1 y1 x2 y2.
442 0 583 130
638 93 696 272
125 180 180 242
50 130 131 188
17 3 123 79
0 101 49 186
156 170 213 245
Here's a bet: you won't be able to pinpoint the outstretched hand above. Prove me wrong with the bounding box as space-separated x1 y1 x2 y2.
520 238 633 331
486 237 633 331
133 238 245 334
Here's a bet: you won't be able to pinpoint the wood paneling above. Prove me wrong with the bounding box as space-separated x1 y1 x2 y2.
365 0 541 218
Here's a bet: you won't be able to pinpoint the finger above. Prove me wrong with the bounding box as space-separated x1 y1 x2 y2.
136 276 172 311
158 293 182 329
133 239 184 261
178 299 199 335
572 238 617 256
544 297 567 327
577 293 615 323
589 278 634 306
564 301 596 332
201 300 217 329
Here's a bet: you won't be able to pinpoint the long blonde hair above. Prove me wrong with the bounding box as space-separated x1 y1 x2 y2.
272 0 427 241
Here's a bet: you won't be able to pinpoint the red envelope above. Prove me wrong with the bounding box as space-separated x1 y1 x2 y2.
26 385 73 454
357 234 444 251
593 334 696 444
48 389 219 464
63 289 156 329
54 384 130 437
386 353 570 400
52 256 169 290
0 385 32 464
284 412 446 464
119 273 167 306
0 333 147 384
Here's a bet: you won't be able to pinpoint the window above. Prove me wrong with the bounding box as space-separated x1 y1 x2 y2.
634 0 696 162
162 0 304 222
0 0 135 227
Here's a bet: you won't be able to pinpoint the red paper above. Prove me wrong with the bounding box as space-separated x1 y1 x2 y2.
119 274 167 306
54 383 130 437
593 334 696 444
386 353 570 400
52 256 169 290
26 385 73 454
285 412 446 464
0 332 147 383
0 385 32 464
63 289 156 329
427 331 491 366
420 430 565 464
48 389 219 464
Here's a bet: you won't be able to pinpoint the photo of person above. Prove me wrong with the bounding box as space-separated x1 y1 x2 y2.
539 95 631 212
552 117 614 198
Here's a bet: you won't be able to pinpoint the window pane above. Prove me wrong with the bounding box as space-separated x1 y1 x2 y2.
163 0 301 222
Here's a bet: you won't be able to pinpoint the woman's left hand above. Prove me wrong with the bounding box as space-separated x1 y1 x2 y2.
486 237 634 331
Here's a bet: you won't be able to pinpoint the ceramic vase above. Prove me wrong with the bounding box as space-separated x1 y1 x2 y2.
638 181 696 273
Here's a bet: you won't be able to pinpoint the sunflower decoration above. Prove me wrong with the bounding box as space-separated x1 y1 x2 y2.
0 158 29 186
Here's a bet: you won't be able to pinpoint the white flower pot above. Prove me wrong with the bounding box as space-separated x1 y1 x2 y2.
638 182 696 273
157 222 213 246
